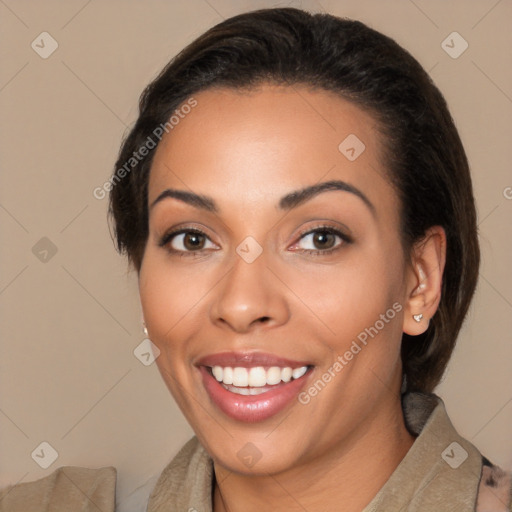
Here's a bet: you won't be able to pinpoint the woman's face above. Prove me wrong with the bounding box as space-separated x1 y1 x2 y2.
139 85 412 475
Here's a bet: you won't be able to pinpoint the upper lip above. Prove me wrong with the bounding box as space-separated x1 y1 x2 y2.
196 351 312 368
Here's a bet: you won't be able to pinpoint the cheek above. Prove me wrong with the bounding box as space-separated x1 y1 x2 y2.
138 252 210 350
282 249 403 336
138 254 207 406
282 246 405 391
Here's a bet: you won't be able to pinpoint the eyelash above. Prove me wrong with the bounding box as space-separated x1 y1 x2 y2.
158 227 215 258
158 225 352 257
293 225 353 255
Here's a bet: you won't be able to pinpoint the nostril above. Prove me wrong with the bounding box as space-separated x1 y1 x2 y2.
258 316 271 324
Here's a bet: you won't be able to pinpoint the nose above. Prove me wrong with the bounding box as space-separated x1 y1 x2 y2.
209 253 290 334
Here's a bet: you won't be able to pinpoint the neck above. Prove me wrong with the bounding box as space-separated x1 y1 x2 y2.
213 397 415 512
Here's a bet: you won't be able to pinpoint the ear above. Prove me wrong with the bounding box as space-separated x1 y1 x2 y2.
403 226 447 336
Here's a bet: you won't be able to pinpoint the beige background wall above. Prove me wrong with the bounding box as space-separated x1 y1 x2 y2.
1 0 511 507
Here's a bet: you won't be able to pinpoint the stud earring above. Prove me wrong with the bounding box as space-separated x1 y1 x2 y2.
142 320 148 336
413 313 423 323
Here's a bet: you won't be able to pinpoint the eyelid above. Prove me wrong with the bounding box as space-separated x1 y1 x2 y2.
158 225 218 250
298 224 352 240
288 224 353 253
157 222 352 256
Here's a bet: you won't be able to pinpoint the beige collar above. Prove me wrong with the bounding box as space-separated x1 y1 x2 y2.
363 393 483 511
147 393 484 511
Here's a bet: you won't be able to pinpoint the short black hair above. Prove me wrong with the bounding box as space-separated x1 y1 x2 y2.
109 8 480 393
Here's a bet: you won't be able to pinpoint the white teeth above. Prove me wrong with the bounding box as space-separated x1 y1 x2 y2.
212 366 223 382
211 365 309 387
223 384 272 396
248 367 267 387
233 367 249 387
223 366 233 385
266 366 282 385
281 367 292 383
292 366 307 380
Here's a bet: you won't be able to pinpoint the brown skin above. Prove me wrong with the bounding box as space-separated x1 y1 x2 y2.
139 85 446 511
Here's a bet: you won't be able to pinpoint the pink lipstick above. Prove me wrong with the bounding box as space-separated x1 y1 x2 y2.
197 352 313 422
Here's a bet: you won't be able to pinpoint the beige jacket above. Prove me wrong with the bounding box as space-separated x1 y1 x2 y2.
1 393 511 511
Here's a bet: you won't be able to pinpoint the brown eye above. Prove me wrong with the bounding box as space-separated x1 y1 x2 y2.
293 227 350 253
166 230 216 252
183 232 205 250
312 230 336 250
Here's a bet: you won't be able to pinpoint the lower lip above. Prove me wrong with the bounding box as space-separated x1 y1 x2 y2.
199 366 310 423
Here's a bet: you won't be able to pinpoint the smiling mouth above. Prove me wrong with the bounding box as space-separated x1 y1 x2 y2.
198 355 314 422
207 365 309 395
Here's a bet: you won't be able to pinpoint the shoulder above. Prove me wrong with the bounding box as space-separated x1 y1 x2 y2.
368 392 512 511
0 466 116 511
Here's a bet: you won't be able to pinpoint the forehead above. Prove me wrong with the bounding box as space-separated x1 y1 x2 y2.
148 85 396 213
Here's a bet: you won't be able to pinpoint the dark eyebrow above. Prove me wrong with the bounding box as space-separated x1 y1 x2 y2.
149 180 374 215
279 180 375 214
149 189 218 212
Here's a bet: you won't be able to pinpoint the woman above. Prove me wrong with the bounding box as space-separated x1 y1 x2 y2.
1 7 510 512
109 7 511 510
